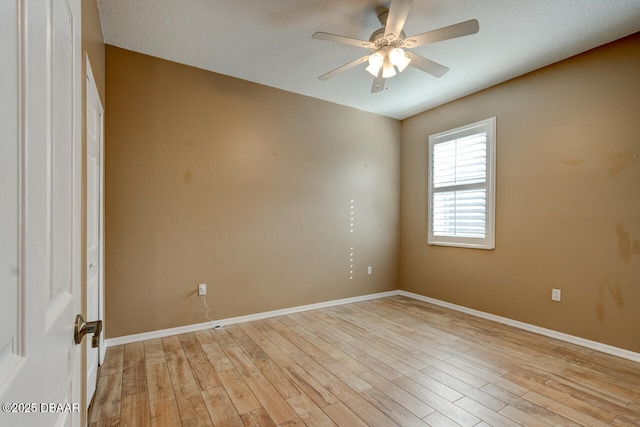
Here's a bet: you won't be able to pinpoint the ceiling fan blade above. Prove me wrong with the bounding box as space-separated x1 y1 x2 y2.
406 52 449 77
318 55 369 81
385 0 414 38
312 32 374 49
404 19 479 48
371 74 386 93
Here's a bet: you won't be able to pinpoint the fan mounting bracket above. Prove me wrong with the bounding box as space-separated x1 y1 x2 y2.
376 8 389 26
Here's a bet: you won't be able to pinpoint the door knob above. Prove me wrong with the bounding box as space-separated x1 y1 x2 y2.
74 314 102 348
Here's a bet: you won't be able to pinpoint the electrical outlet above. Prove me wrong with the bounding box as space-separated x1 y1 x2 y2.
198 284 206 296
367 266 372 275
551 288 561 302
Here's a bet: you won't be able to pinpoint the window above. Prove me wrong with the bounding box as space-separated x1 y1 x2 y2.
428 117 496 249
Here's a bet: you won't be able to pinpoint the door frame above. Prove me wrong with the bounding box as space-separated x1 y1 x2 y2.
85 55 106 407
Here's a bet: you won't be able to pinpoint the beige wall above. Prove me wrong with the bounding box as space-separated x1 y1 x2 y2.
105 46 401 338
400 33 640 352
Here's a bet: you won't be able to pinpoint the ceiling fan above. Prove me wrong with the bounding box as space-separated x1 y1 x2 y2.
312 0 479 93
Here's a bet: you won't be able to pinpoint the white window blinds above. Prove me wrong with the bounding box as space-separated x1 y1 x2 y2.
428 118 496 249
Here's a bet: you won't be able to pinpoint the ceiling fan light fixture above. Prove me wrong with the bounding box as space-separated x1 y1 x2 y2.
389 47 411 72
367 47 411 78
381 60 397 78
388 47 404 65
365 52 384 76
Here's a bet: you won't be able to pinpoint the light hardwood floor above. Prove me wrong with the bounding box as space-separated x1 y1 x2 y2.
89 296 640 426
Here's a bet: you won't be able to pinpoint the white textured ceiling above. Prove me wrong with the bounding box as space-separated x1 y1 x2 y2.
97 0 640 120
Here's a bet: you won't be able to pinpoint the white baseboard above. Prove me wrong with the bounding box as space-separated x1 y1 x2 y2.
105 290 398 347
105 288 640 363
398 290 640 363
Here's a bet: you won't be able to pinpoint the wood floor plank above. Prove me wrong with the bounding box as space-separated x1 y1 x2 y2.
498 404 553 427
263 329 301 354
290 323 370 374
238 322 270 344
149 400 181 427
288 315 333 354
312 322 404 381
240 407 276 427
226 346 262 378
255 358 301 399
543 378 639 423
322 401 369 427
358 369 435 418
161 335 182 353
123 341 145 362
629 393 640 412
518 372 619 423
340 306 452 363
286 392 337 426
212 327 239 350
422 357 494 388
253 336 297 368
336 319 430 371
88 416 120 427
393 376 480 427
202 386 244 427
267 318 327 358
120 392 150 427
165 349 201 399
146 363 175 404
455 396 520 426
325 380 398 427
251 319 273 333
480 382 582 426
395 364 464 402
312 352 373 393
193 329 216 346
174 393 213 427
276 417 307 427
523 390 611 426
419 365 505 412
90 372 122 423
201 340 235 373
99 345 124 377
143 339 166 366
122 358 147 396
289 351 341 388
244 374 299 425
178 332 208 359
89 296 640 427
188 356 222 391
422 411 463 427
217 368 262 415
226 324 247 339
560 365 638 401
611 416 640 427
234 334 272 365
282 364 338 408
360 386 430 427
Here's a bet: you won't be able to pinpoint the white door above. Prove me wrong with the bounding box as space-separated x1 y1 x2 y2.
85 56 105 404
0 0 83 426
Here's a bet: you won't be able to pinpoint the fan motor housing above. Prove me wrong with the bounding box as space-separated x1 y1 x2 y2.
369 27 406 49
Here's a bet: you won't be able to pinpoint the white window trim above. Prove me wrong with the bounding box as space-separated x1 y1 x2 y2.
427 117 496 250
